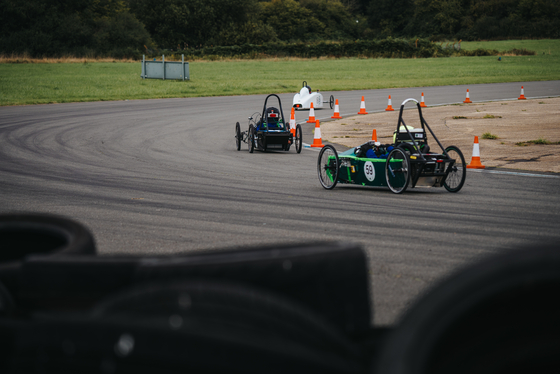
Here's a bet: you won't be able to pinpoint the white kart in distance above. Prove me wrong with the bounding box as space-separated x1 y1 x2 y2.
292 81 335 110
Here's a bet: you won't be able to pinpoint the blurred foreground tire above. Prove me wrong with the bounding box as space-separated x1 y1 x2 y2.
0 213 96 304
19 241 371 337
6 281 365 374
374 244 560 374
0 281 15 316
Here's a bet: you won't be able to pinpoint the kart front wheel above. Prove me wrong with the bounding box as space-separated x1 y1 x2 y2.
329 95 335 109
248 125 255 153
317 145 339 190
386 148 410 194
295 124 303 154
443 145 466 192
235 122 241 151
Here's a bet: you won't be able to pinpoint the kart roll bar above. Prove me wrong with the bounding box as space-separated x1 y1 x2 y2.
261 94 286 126
396 98 449 159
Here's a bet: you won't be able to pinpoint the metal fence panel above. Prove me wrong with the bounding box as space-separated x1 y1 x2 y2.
141 55 190 80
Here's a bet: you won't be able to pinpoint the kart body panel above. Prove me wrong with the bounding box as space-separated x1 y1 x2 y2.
293 86 324 109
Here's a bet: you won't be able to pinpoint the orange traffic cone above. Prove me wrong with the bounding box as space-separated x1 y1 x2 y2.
463 89 472 103
385 95 394 111
310 120 324 148
518 86 526 100
331 99 342 119
358 96 368 115
371 129 377 142
306 102 316 123
466 136 486 169
420 92 427 108
289 107 296 136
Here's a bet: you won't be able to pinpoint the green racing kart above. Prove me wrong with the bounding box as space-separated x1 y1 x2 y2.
317 98 467 194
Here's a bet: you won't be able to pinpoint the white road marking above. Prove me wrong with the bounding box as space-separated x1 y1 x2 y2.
468 169 560 178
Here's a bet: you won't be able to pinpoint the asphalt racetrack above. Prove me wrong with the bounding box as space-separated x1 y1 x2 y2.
1 81 559 325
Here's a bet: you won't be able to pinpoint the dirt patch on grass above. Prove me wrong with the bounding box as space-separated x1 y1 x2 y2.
321 97 560 173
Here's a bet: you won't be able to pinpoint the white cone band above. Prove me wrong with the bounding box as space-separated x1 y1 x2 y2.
472 142 480 157
314 127 321 139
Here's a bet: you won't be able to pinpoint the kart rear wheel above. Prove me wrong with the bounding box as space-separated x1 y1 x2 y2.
317 145 339 190
235 122 241 151
329 95 335 109
385 148 410 194
295 124 303 154
248 125 255 153
443 146 466 192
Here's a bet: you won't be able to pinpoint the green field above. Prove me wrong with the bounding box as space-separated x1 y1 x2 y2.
1 40 559 106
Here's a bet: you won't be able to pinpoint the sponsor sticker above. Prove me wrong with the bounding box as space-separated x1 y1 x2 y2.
364 161 375 181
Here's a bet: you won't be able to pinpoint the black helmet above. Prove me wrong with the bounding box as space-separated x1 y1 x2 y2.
266 107 281 123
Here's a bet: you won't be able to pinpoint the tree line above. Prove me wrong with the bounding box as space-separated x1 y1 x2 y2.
1 0 558 58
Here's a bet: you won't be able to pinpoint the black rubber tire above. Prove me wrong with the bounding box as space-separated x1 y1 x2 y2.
15 241 372 337
375 244 560 374
133 241 371 337
0 280 15 316
329 95 335 109
397 143 420 182
443 145 466 192
9 280 365 374
295 124 303 154
235 122 241 151
248 125 255 153
0 213 96 260
0 213 96 301
385 148 410 194
317 145 339 190
91 280 361 363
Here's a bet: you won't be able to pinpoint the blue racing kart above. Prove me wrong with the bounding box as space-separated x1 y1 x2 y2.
235 94 302 153
317 98 466 194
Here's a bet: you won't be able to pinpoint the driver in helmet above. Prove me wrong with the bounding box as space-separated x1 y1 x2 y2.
354 141 394 159
261 107 284 130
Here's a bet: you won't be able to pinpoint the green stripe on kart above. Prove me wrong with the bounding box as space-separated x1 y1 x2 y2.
338 149 387 162
326 155 335 182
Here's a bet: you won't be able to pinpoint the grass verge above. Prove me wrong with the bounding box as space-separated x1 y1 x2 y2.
1 40 559 106
482 132 499 139
516 138 560 146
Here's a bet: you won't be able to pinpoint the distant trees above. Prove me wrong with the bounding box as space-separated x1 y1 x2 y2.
0 0 154 57
127 0 265 48
0 0 558 57
366 0 560 40
366 0 412 38
128 0 364 47
258 0 365 41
